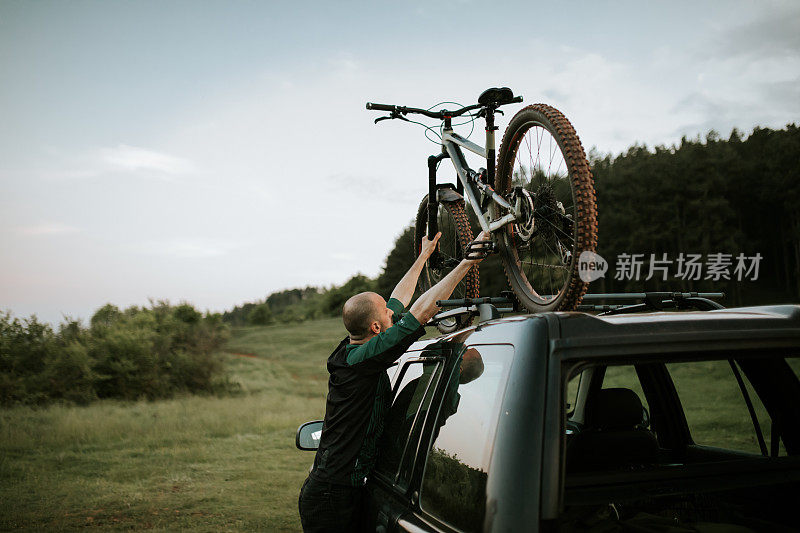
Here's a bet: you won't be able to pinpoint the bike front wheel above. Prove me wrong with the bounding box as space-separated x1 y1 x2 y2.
414 194 479 333
495 104 598 312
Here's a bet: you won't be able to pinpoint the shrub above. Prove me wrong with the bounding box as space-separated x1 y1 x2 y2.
43 342 97 404
0 302 233 406
248 304 274 326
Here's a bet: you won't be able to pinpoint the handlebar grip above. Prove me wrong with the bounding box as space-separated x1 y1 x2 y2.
366 102 396 112
511 95 523 103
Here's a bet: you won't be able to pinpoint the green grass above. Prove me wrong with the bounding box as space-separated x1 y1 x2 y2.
1 318 798 531
0 318 343 532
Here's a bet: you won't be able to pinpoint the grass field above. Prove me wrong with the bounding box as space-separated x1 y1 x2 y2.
2 318 798 531
0 318 344 532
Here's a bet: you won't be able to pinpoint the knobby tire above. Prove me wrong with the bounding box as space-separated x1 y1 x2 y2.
494 104 598 312
414 194 479 333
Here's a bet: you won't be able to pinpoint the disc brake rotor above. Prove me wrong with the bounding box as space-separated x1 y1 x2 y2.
511 187 536 242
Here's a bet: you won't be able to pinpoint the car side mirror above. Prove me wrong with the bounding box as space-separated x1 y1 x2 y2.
296 420 324 451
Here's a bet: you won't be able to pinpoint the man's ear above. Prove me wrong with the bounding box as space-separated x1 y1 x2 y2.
370 321 381 335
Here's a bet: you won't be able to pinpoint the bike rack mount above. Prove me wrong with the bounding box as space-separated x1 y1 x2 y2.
427 291 726 328
431 292 520 326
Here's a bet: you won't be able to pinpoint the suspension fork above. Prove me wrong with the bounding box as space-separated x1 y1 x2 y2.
427 152 450 240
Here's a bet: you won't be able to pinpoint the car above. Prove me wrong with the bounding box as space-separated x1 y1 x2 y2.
296 295 800 532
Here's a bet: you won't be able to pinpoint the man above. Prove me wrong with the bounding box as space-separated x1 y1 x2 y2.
298 230 489 533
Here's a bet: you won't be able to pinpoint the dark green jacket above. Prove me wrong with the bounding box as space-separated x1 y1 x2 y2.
311 298 425 486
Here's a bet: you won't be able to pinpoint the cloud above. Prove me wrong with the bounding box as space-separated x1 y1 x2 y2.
44 144 196 181
97 144 195 175
760 78 800 118
16 222 80 236
126 239 246 259
326 172 419 203
663 5 800 145
711 2 800 60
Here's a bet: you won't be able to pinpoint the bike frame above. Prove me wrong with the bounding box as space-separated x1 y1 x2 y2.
426 111 521 241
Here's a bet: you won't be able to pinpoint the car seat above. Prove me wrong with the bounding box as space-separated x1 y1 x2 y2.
567 387 658 472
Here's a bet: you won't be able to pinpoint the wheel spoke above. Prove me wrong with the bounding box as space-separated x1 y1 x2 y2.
538 216 575 243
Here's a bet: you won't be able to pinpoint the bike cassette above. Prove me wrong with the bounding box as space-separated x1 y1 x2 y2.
464 238 497 260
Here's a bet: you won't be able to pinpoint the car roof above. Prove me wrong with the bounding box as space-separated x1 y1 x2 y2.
409 304 800 362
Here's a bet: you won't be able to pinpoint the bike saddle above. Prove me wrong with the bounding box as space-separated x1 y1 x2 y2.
478 87 515 106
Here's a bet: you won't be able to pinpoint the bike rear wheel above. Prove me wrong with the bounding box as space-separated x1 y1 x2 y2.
495 104 598 312
414 194 479 332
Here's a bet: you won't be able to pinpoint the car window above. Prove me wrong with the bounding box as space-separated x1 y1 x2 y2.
602 364 650 424
560 354 800 532
667 359 771 454
419 345 513 532
737 361 788 457
375 360 441 481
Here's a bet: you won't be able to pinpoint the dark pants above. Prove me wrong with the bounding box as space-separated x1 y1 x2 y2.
298 475 364 533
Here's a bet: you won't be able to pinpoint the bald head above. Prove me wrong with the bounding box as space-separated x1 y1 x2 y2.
459 348 485 384
343 292 383 340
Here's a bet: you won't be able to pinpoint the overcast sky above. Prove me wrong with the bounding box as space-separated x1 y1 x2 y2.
1 0 798 324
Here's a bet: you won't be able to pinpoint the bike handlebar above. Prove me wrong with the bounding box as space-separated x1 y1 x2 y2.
366 102 481 119
365 102 397 113
366 97 521 120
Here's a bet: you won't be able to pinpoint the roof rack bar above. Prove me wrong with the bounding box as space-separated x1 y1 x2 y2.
437 290 519 309
582 292 724 301
592 292 726 316
577 304 626 311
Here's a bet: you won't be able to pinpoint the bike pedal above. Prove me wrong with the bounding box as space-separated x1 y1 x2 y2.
464 239 496 260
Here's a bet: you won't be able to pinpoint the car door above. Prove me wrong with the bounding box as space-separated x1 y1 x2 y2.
364 345 453 533
366 343 515 533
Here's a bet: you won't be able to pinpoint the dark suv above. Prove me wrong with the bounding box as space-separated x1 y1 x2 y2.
297 302 800 532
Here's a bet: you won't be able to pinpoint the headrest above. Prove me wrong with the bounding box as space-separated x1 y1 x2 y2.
586 388 644 430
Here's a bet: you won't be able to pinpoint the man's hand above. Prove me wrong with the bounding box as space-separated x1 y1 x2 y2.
409 230 493 324
390 231 441 307
464 231 492 265
420 232 442 259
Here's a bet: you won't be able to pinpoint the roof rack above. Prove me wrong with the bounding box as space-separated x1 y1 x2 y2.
430 291 726 327
579 292 725 315
433 291 520 325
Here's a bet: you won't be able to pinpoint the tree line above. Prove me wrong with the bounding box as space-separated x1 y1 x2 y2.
591 124 799 304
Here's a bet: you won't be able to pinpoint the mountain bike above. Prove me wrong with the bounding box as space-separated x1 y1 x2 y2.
367 87 598 330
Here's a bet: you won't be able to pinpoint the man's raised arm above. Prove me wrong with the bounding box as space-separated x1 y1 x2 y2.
408 231 490 325
389 232 441 308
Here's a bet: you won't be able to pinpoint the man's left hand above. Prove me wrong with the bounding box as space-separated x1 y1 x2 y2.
420 232 442 259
